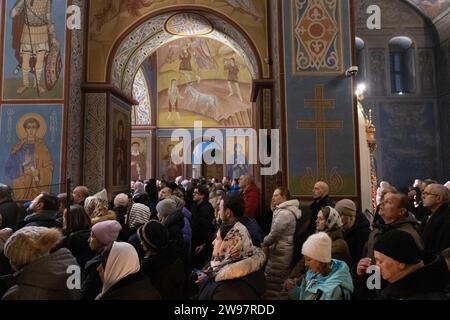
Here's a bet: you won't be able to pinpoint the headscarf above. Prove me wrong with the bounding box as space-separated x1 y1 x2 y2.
127 203 150 228
324 206 344 231
96 242 141 300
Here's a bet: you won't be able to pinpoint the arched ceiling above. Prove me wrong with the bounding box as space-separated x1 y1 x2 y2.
406 0 450 21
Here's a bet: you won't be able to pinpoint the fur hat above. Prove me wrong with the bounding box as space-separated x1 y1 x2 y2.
137 220 169 251
113 193 129 208
91 220 122 247
374 230 422 264
335 199 357 217
301 232 332 263
0 228 13 254
4 227 62 269
156 199 177 220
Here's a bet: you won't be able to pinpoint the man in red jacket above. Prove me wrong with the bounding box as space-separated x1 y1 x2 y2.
239 175 261 219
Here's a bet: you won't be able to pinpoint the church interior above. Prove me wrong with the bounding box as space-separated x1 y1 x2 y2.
0 0 449 211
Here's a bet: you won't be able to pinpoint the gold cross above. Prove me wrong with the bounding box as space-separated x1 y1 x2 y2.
297 85 343 180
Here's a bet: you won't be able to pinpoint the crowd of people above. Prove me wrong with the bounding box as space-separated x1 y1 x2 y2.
0 176 449 300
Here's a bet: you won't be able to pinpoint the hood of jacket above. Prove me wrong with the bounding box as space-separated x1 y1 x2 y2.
163 208 185 230
15 248 78 291
215 246 266 282
276 199 302 220
373 212 419 231
303 259 354 296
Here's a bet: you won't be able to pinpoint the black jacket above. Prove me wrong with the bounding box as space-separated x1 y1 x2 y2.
163 209 185 251
198 268 266 300
344 212 370 267
308 196 334 236
239 216 264 247
98 272 161 300
59 229 95 270
377 255 450 300
19 210 62 229
421 204 450 255
0 200 26 230
80 254 103 300
191 200 215 247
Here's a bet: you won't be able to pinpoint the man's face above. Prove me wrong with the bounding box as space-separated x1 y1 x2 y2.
379 193 404 224
193 189 204 203
422 185 442 210
159 187 172 200
72 188 85 205
131 143 139 153
25 122 38 138
312 183 325 200
374 251 405 283
239 176 247 189
29 194 43 213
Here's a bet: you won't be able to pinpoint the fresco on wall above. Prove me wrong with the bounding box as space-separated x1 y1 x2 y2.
158 137 183 182
131 136 149 182
378 102 438 187
157 37 252 128
132 68 152 125
0 104 63 200
410 0 450 19
87 0 267 82
2 0 66 100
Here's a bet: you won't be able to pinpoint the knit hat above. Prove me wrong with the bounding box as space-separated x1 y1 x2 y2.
0 228 13 254
301 232 332 263
114 193 129 208
4 227 62 269
91 220 122 247
128 203 150 228
156 199 177 220
373 230 422 264
137 220 169 251
335 199 357 217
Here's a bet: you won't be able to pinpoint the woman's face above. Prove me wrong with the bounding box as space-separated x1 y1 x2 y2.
316 211 327 231
271 189 286 207
88 232 103 252
304 256 322 273
25 121 38 138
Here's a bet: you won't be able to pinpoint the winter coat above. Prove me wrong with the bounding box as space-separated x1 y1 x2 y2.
163 209 185 253
80 254 103 300
142 243 186 300
289 259 353 300
182 207 192 254
98 271 161 300
191 200 215 247
19 210 62 229
308 196 335 237
344 212 370 266
364 213 423 260
327 229 352 267
239 216 264 247
377 255 449 300
2 248 80 300
198 247 266 300
0 200 26 230
242 184 261 219
420 204 450 255
59 229 95 271
262 199 301 299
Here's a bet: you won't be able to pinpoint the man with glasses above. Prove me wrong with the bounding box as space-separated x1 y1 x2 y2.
421 184 450 255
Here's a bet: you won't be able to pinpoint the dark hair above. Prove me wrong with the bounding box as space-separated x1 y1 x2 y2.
388 191 411 212
275 187 291 200
320 206 332 221
63 204 91 234
23 117 40 129
219 222 235 240
38 192 59 211
196 185 210 201
57 193 68 209
223 193 245 218
0 184 12 200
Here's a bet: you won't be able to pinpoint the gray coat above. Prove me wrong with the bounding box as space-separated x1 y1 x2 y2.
262 200 301 299
2 248 80 300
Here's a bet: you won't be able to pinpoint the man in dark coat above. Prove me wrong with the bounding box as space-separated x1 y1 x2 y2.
307 181 334 237
190 185 215 269
18 192 62 229
0 184 26 231
421 184 450 255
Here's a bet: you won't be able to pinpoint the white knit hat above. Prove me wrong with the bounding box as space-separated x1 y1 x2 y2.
301 232 332 263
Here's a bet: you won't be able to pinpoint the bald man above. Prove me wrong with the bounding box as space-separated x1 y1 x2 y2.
420 184 450 254
72 186 89 207
308 181 334 236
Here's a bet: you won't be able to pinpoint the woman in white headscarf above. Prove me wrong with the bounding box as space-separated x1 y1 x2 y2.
96 241 160 300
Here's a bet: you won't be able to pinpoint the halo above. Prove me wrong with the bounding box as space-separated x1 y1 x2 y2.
131 137 145 153
16 113 47 140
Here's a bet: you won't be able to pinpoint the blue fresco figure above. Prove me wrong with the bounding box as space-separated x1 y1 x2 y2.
227 143 248 179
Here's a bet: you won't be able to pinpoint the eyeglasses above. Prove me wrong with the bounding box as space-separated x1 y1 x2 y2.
422 192 439 197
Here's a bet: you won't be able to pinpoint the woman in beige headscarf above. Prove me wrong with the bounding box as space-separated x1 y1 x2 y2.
96 241 160 300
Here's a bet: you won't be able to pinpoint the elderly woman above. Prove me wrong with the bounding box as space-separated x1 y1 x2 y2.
84 189 116 225
288 232 353 300
197 221 266 300
262 187 301 299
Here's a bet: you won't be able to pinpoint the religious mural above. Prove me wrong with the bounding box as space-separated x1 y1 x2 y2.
157 37 252 128
87 0 267 82
2 0 66 100
132 68 152 125
110 97 130 190
0 104 63 200
410 0 450 19
158 136 183 182
130 136 149 182
225 136 250 179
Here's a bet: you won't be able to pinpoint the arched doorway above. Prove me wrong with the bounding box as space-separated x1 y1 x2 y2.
108 10 263 182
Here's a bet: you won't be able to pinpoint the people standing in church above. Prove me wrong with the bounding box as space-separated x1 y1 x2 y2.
167 79 184 120
18 192 61 229
262 187 300 300
420 184 450 255
307 181 334 237
5 117 54 201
